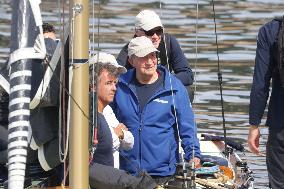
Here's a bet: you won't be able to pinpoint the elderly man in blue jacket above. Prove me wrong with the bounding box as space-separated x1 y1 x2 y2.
112 36 200 184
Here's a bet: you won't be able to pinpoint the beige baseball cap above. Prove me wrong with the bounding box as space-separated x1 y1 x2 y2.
89 52 127 74
135 10 163 31
128 36 158 58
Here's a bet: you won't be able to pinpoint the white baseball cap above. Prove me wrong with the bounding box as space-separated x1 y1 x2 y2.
135 10 163 31
128 36 158 58
89 52 127 74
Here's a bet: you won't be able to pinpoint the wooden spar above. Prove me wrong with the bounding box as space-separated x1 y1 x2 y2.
69 0 89 188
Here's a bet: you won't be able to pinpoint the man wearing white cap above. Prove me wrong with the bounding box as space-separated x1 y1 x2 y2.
89 52 134 169
88 55 156 189
117 10 194 99
112 36 200 184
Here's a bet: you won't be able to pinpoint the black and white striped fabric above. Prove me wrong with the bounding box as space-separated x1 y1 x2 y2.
8 0 45 188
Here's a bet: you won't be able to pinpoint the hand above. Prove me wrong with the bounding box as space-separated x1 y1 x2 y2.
116 123 128 131
189 157 201 168
247 125 260 154
113 123 128 140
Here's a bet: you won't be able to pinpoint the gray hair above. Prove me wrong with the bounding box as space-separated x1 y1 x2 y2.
89 62 120 86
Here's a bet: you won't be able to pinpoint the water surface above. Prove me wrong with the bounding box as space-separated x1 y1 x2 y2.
1 0 284 188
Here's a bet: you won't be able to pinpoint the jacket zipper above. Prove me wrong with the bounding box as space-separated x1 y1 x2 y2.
138 103 144 169
129 85 142 170
139 122 142 167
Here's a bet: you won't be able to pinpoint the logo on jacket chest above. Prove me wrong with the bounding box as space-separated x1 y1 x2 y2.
153 98 168 104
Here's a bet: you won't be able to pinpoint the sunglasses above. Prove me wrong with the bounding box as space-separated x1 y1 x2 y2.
141 27 163 36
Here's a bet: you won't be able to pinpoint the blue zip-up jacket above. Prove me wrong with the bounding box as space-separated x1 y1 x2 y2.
116 33 193 86
249 19 284 133
112 66 200 176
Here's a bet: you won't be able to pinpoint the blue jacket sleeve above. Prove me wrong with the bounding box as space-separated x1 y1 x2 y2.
175 80 200 160
169 35 194 86
249 22 278 126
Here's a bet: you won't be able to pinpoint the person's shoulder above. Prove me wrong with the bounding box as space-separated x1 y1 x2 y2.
160 66 184 88
120 42 129 52
97 112 105 122
118 69 134 84
98 112 110 127
260 19 280 32
103 105 113 115
257 19 280 45
164 33 177 42
272 16 283 23
44 38 57 53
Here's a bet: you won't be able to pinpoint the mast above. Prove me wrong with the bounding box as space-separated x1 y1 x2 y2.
69 0 89 188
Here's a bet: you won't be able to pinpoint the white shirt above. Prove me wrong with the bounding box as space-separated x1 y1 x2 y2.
102 105 134 168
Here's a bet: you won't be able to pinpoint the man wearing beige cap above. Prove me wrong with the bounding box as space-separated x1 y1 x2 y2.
117 10 194 99
112 36 200 184
89 52 134 169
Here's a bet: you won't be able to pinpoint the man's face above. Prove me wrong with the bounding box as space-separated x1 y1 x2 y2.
130 52 158 77
135 27 163 48
97 69 118 107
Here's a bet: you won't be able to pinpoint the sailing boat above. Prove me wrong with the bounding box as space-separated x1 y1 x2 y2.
0 0 255 189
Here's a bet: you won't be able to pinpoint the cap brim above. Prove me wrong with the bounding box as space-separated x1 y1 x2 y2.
141 24 163 31
135 47 159 58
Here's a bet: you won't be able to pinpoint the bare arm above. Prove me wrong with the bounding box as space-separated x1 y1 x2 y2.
247 125 260 154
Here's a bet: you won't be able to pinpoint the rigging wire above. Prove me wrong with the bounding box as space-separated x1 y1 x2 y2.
56 0 69 186
159 0 163 17
211 0 228 156
90 0 101 162
193 0 199 107
58 2 68 163
159 1 182 154
158 2 197 187
158 2 203 186
91 0 95 57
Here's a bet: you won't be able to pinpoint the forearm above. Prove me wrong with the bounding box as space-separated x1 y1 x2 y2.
249 24 273 125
